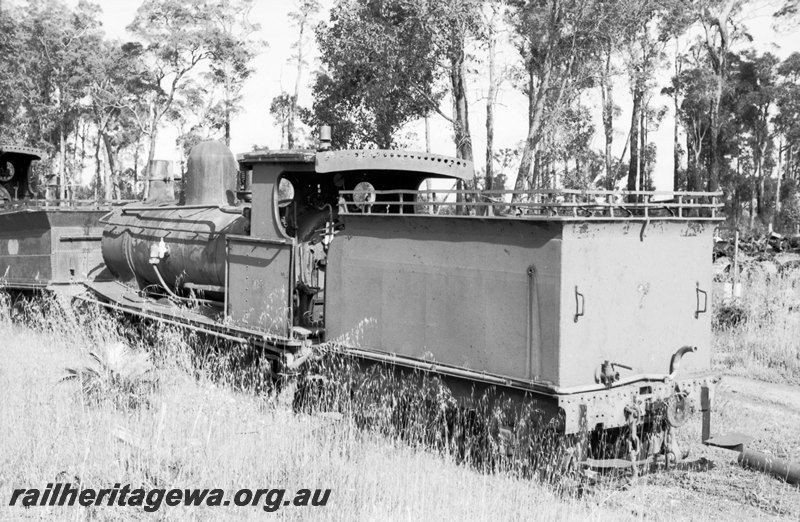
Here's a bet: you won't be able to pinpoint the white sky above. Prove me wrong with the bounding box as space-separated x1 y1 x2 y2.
91 0 797 191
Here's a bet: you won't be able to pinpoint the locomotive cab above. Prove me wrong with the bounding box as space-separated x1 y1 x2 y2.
0 145 40 201
230 148 472 338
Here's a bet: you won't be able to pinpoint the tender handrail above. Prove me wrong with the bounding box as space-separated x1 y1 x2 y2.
0 198 138 211
338 189 724 221
341 188 723 197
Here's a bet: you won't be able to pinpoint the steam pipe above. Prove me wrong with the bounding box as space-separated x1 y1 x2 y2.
152 264 182 300
738 449 800 485
668 346 697 380
152 265 223 307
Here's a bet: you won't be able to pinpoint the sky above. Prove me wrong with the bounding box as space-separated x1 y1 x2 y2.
91 0 797 191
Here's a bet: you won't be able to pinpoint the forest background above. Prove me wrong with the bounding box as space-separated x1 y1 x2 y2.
1 0 799 231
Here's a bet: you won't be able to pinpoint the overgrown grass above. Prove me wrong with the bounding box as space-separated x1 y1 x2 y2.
0 293 612 520
713 268 800 384
2 285 798 520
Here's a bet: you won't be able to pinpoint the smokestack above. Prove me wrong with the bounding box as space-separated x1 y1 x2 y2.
318 125 332 151
145 160 175 204
184 141 238 206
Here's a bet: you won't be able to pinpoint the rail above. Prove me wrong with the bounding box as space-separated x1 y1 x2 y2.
338 189 724 221
0 198 138 211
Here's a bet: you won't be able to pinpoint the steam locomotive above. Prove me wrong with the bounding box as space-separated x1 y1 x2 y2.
1 135 725 468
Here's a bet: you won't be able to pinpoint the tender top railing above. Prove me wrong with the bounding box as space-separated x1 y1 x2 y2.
337 189 724 221
0 199 138 212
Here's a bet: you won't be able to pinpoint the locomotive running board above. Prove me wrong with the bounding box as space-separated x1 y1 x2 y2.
79 281 305 351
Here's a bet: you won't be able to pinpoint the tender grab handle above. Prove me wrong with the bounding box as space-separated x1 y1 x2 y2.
574 286 584 323
695 283 708 319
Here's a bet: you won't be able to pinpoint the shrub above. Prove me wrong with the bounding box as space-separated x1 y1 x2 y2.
713 302 748 330
62 341 158 409
775 199 800 235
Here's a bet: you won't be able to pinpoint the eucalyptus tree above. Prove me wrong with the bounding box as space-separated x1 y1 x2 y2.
205 0 262 147
775 53 800 184
285 0 321 149
0 2 25 139
506 0 600 196
127 0 258 185
13 0 104 199
687 0 744 191
621 0 691 192
674 59 715 191
733 51 779 223
310 0 442 149
477 0 515 191
419 0 482 162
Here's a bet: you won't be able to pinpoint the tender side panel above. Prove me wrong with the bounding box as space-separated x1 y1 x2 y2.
0 210 110 286
0 211 53 285
227 237 292 336
558 221 714 388
47 210 108 284
326 216 562 383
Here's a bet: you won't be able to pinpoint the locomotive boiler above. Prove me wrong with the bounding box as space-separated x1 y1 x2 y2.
101 142 248 297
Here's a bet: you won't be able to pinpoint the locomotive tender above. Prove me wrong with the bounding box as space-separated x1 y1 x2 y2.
1 145 112 290
1 137 725 466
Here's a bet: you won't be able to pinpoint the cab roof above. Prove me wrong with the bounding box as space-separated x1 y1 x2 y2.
238 149 473 181
0 145 43 160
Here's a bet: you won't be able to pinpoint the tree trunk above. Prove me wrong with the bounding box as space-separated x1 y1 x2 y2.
144 107 160 200
289 14 307 150
59 124 67 201
756 147 765 217
639 104 646 189
450 42 472 215
102 133 116 202
689 136 703 193
451 50 473 162
513 63 552 200
485 30 495 193
708 79 722 191
94 135 103 201
424 114 437 213
134 138 141 184
704 1 734 192
600 47 613 184
224 83 231 147
673 97 681 190
775 140 783 229
673 42 682 191
749 176 757 230
627 85 643 192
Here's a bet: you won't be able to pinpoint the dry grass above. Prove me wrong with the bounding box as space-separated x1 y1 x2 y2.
713 268 800 384
0 294 621 521
2 283 798 521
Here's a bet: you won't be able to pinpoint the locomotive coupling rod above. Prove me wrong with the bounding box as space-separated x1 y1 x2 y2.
738 449 800 485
